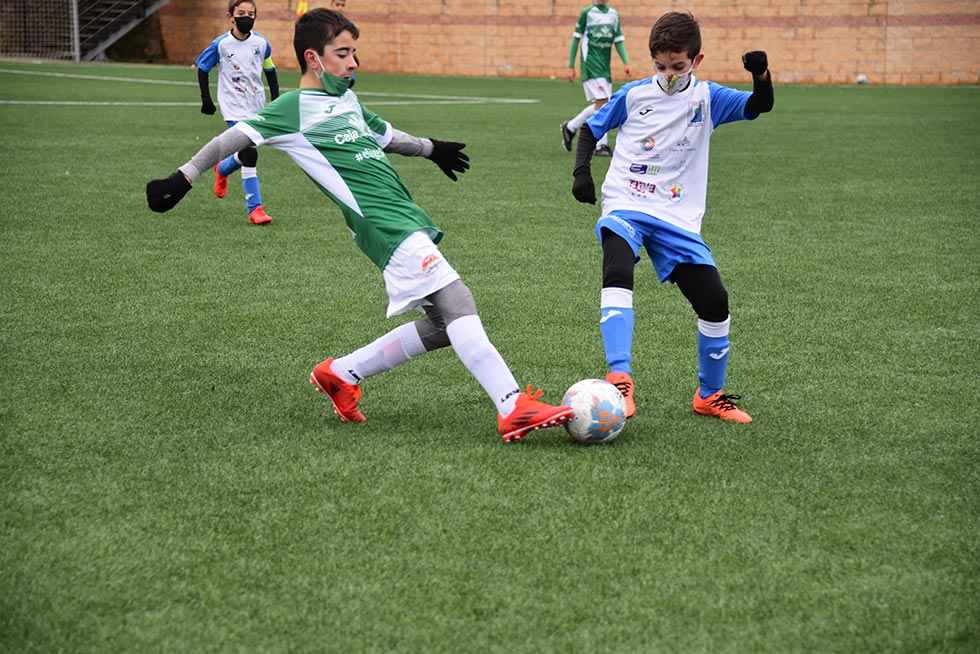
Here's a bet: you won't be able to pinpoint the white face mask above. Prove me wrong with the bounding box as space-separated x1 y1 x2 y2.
657 65 693 95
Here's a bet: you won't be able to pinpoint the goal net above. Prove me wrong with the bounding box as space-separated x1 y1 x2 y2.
1 0 78 61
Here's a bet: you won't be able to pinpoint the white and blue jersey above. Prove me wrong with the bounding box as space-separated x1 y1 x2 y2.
196 31 274 122
587 74 758 236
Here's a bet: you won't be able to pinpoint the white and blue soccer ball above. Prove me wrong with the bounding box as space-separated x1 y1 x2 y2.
561 379 627 444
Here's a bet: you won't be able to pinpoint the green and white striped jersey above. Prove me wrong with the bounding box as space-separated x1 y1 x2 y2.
236 89 442 270
572 4 624 82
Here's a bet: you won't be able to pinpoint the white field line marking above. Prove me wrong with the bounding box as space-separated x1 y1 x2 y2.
0 99 510 107
0 68 539 104
0 100 199 106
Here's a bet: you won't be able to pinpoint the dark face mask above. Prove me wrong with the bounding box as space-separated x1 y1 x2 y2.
234 16 254 35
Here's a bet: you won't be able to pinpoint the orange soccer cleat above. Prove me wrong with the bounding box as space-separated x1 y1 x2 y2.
309 357 366 423
692 388 753 424
497 385 574 443
605 371 636 418
248 205 272 225
213 165 228 199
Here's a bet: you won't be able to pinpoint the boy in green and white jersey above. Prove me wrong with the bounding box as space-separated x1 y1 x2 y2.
146 9 573 442
561 0 631 156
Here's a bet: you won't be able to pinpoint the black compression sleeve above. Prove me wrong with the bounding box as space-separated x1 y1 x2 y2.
197 68 212 102
574 125 598 176
746 72 774 115
264 68 279 100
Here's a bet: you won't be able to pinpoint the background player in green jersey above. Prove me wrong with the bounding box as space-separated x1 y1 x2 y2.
146 9 573 443
561 0 631 156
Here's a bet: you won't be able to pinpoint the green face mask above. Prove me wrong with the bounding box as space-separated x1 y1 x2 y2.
313 53 351 95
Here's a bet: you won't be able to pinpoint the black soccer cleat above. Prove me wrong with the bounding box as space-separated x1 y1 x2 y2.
560 121 575 152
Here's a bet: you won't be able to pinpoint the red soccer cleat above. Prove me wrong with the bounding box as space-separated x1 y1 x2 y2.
309 357 366 423
497 385 574 443
692 388 753 424
605 371 636 419
213 165 228 199
248 205 272 225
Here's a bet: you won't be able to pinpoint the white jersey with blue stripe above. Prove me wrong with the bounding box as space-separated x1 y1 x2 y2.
196 31 273 122
586 74 758 235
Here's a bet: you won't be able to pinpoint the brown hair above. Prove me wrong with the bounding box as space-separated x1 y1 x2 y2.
293 8 360 72
649 12 701 60
227 0 255 15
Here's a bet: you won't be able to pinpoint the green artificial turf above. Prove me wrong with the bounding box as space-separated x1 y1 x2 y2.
1 61 977 652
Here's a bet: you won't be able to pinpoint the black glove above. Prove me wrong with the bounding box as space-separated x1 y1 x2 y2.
742 51 768 77
572 170 596 204
264 68 280 100
426 139 469 181
146 171 192 213
201 98 217 115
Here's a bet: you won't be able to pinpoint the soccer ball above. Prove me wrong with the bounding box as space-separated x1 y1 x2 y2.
561 379 627 444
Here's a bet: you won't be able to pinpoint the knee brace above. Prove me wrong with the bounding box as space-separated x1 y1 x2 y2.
671 263 729 322
601 229 635 290
415 280 477 351
237 145 258 168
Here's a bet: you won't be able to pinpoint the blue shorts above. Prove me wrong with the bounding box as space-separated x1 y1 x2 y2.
595 210 716 282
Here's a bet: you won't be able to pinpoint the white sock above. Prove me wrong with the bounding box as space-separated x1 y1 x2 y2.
567 104 596 131
241 165 257 179
445 315 520 416
330 322 426 384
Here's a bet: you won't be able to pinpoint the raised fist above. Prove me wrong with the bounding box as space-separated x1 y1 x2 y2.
742 51 768 76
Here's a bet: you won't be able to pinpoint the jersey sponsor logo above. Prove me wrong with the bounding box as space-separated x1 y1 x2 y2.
628 163 662 175
627 179 657 197
690 101 704 125
669 184 684 202
354 148 385 162
334 129 361 145
670 136 695 152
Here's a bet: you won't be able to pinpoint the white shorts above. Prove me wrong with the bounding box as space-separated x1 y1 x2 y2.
583 78 612 103
382 230 460 317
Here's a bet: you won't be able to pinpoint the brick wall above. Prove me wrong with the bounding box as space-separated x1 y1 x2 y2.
159 1 980 84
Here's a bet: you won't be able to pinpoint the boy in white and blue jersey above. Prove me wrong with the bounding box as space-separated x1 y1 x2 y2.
571 11 775 423
196 0 279 225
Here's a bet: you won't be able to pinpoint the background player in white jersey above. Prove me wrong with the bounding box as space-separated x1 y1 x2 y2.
196 0 279 225
561 0 631 157
570 11 775 423
147 9 573 442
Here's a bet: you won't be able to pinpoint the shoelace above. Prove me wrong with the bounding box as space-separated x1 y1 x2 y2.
523 385 544 401
611 380 633 397
709 393 742 412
